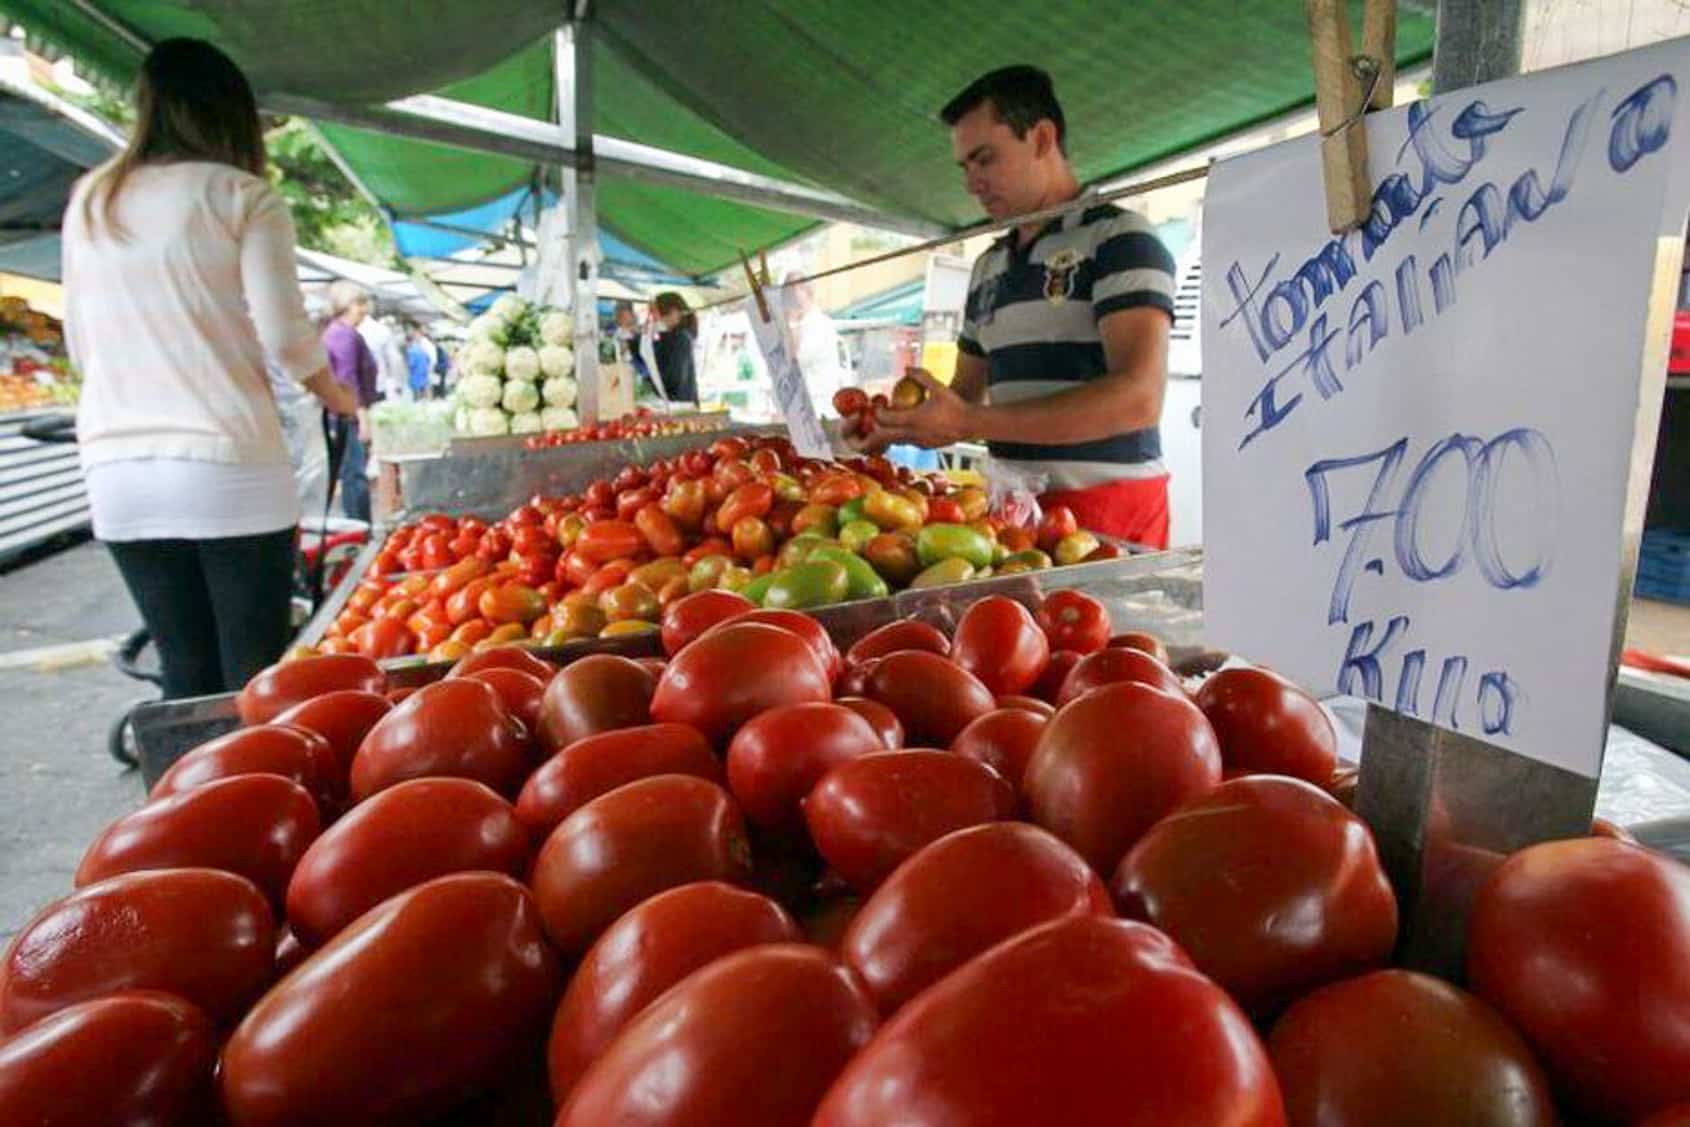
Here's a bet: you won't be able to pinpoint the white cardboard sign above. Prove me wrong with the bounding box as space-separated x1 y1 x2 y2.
745 291 832 460
1201 38 1690 778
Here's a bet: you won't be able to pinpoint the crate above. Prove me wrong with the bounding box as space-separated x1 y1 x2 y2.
1636 529 1690 605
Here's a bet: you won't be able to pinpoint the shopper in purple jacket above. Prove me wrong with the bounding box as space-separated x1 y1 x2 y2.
321 280 380 522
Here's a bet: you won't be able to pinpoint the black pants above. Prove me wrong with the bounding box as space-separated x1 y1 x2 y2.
107 528 296 699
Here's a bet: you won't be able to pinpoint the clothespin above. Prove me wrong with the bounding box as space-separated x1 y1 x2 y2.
740 249 771 323
1305 0 1397 233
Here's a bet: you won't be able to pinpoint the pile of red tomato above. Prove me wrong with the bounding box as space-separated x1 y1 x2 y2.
324 434 1111 663
519 408 730 450
4 587 1688 1126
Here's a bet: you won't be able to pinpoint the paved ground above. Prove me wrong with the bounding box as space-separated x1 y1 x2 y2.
0 535 151 942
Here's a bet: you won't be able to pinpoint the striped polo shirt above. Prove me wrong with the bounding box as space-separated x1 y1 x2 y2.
957 201 1176 489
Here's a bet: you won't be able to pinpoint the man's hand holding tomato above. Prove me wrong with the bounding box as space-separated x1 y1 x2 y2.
844 369 977 454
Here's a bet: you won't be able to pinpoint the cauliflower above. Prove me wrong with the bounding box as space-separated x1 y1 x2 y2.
540 406 579 432
509 411 543 435
468 406 509 436
457 373 502 409
503 345 541 383
539 310 574 346
539 344 575 379
501 378 540 415
453 405 471 434
491 293 528 324
541 375 578 408
467 312 507 344
464 339 506 377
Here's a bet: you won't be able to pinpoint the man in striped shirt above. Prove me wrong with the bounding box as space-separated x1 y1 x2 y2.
862 66 1177 548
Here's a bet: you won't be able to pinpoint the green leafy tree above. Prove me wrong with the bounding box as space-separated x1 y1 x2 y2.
264 118 397 267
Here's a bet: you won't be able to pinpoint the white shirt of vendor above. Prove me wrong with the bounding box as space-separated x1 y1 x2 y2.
64 161 323 539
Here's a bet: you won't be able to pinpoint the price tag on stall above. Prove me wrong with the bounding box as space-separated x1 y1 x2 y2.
744 288 832 460
1200 38 1690 778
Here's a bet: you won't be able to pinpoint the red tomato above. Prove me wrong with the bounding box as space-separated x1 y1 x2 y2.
350 678 529 800
0 869 274 1033
951 708 1048 794
1467 837 1690 1122
151 724 343 815
1194 666 1338 785
1269 969 1556 1127
842 822 1109 1015
76 775 319 909
865 650 996 747
349 615 414 660
284 778 529 947
530 775 753 956
1058 646 1184 705
0 991 217 1125
536 654 657 752
272 690 392 778
727 703 885 833
1109 630 1170 665
731 515 775 560
547 882 800 1103
478 582 546 625
1035 504 1079 552
446 643 555 682
1638 1106 1690 1127
633 503 685 557
652 623 832 747
460 666 547 733
949 595 1050 696
660 589 755 655
576 520 644 563
835 696 904 749
1113 775 1398 1016
814 916 1283 1126
447 576 496 624
719 608 843 682
805 750 1016 893
995 694 1055 717
1024 682 1220 876
833 387 869 416
515 723 721 837
844 619 949 667
1030 648 1084 703
511 524 554 557
221 873 560 1125
236 654 385 724
1034 589 1111 654
615 486 658 524
558 945 878 1127
716 480 775 532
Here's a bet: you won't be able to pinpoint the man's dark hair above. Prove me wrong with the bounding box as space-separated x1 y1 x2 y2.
940 65 1066 153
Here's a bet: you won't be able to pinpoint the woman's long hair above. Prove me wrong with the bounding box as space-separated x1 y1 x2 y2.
81 38 266 238
654 291 698 336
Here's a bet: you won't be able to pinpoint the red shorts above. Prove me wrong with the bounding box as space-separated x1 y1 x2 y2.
1040 475 1170 551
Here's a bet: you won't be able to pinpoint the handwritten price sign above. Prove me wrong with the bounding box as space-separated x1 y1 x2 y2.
1201 39 1690 777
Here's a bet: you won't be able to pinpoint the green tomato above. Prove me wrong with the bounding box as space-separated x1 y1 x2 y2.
740 572 776 605
688 554 734 592
998 549 1054 575
916 523 996 570
838 519 880 555
909 557 977 588
807 546 890 601
837 496 868 526
776 533 829 570
762 560 850 609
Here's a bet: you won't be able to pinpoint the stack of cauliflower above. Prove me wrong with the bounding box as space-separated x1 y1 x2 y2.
452 294 579 437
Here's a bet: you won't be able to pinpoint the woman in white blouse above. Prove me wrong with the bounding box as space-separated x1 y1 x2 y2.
63 38 357 698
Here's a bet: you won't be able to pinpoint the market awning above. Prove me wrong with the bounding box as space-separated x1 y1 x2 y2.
0 69 125 279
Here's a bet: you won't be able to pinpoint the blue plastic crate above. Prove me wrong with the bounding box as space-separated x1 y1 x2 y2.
1636 530 1690 604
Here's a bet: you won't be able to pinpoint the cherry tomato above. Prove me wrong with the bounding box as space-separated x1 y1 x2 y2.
835 696 904 749
805 750 1016 893
1030 648 1084 703
1268 969 1556 1127
1467 837 1690 1122
995 694 1055 717
865 650 996 747
718 608 843 682
660 589 755 655
651 623 832 747
1024 682 1220 876
1194 666 1338 785
236 654 385 724
558 945 877 1127
536 653 657 752
547 881 800 1103
221 873 561 1125
726 703 884 833
0 869 274 1033
951 707 1048 794
948 595 1050 695
284 778 529 947
0 991 217 1125
530 775 753 956
1113 775 1397 1017
515 723 722 837
1058 646 1184 705
815 916 1282 1126
152 724 343 815
77 774 319 909
350 678 529 800
1034 589 1111 654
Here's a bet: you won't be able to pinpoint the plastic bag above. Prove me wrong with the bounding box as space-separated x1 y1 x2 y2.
983 455 1047 530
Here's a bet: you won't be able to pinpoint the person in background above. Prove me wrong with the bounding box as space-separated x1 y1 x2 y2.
405 324 436 401
613 299 659 399
652 291 699 405
783 273 847 416
63 38 357 698
358 309 406 402
857 65 1176 548
322 280 379 523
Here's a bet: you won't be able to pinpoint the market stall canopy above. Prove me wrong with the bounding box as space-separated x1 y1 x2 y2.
0 2 1436 274
0 69 124 279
